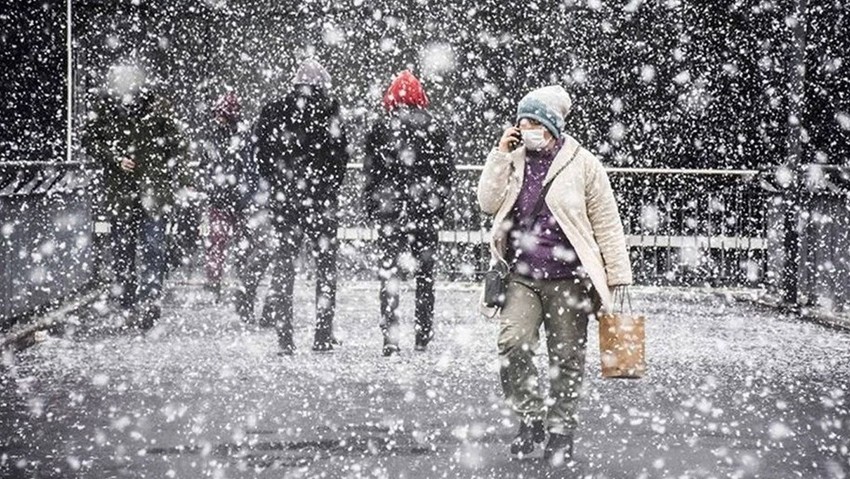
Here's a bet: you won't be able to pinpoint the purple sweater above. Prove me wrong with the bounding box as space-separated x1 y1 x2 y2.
507 139 583 280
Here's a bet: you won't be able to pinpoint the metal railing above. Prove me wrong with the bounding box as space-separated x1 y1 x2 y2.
3 159 769 324
0 162 96 324
333 164 769 286
764 164 850 314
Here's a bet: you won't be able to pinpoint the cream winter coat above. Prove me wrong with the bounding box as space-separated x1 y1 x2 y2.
477 134 633 314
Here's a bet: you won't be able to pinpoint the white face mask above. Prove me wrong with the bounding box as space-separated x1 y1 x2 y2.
521 128 549 151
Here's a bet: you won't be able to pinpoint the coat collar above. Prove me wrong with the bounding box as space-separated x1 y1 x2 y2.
542 134 581 185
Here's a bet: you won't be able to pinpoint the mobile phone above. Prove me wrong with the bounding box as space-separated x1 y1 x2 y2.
509 124 522 151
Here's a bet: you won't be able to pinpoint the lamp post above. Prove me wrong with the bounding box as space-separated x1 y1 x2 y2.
781 0 807 307
66 0 73 164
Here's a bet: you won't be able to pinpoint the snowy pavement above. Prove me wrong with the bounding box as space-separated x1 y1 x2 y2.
1 281 849 479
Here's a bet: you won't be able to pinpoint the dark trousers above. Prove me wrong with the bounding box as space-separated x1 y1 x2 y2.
262 213 338 346
110 203 166 311
204 206 269 311
377 226 437 345
232 208 271 306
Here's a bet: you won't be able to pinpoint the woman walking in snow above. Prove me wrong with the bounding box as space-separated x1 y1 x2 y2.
477 85 632 465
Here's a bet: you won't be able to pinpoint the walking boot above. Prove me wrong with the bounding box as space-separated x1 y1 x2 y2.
543 432 574 465
278 340 295 356
414 331 433 352
276 320 295 356
205 281 222 303
510 420 546 456
382 337 401 357
381 323 401 357
258 304 276 328
312 329 336 352
139 304 161 331
233 288 255 324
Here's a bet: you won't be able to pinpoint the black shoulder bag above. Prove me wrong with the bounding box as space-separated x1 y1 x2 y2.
482 146 580 310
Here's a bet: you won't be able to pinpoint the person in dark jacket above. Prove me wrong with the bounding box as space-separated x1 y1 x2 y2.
254 59 349 354
83 63 189 329
364 70 453 356
200 91 264 319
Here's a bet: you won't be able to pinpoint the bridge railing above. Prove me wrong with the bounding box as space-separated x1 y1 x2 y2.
763 164 850 314
4 159 769 325
0 161 96 324
333 164 769 287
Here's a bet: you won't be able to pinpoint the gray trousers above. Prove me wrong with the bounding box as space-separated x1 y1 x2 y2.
498 274 594 434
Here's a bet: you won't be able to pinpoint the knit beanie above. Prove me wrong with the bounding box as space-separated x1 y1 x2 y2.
292 59 332 88
383 70 430 111
515 85 572 139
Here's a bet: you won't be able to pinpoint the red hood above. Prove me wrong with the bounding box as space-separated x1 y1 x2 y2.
383 70 429 111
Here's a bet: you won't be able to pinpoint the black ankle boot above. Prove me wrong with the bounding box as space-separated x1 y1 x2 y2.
510 420 546 455
258 306 276 328
278 339 295 356
277 323 295 356
543 432 574 465
139 304 160 331
234 289 255 324
414 331 433 351
312 330 336 352
382 336 400 357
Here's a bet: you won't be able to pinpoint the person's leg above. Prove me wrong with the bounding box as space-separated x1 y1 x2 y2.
377 227 402 355
498 275 547 454
311 218 339 350
498 276 546 421
110 204 140 311
205 207 231 297
539 279 592 464
261 220 298 353
412 230 437 349
138 212 167 327
540 280 591 434
233 207 268 323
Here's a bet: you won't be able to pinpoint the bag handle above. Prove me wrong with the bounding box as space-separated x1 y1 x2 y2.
612 286 633 315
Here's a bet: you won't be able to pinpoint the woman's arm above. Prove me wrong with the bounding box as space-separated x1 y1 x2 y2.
585 154 633 286
478 126 523 215
477 149 513 215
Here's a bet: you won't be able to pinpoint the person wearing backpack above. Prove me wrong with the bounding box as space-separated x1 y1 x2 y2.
254 59 349 354
364 70 453 356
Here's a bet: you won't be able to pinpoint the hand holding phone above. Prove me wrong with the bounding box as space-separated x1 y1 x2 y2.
498 125 523 153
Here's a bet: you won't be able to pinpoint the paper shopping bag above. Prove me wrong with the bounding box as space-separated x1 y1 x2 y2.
598 312 646 379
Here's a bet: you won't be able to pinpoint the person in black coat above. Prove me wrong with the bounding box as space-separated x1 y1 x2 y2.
364 70 453 356
254 59 349 354
83 64 189 329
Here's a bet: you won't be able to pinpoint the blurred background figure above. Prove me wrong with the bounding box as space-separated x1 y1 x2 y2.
83 62 190 329
364 70 453 356
199 91 261 318
254 59 349 354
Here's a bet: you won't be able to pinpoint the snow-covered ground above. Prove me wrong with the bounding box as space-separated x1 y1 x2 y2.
2 281 849 478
